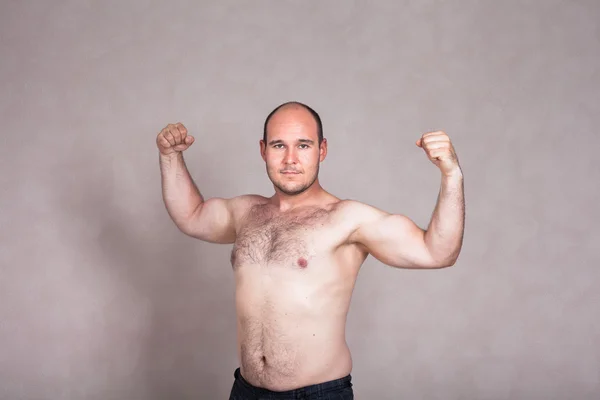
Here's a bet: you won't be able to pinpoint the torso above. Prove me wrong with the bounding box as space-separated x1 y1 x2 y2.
230 197 367 391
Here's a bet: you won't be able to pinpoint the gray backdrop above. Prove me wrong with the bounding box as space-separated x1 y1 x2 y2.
1 1 599 399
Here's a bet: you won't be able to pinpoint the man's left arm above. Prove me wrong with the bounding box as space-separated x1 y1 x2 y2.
349 130 465 269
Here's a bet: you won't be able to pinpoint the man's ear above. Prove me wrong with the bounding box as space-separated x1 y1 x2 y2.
319 138 328 162
260 140 266 162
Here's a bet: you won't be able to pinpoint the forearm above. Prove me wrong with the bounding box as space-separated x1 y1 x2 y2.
159 152 204 228
424 170 465 265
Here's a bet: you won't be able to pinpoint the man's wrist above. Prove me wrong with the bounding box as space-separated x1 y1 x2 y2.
159 151 182 161
442 166 463 180
159 151 184 171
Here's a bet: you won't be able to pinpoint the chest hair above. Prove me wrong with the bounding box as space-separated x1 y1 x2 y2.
231 205 331 267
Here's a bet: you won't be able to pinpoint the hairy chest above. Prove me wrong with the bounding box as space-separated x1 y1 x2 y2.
231 206 333 269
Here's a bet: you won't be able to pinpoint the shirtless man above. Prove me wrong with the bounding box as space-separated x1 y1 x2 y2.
156 101 465 399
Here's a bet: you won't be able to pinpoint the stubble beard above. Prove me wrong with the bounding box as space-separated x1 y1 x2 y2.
268 163 320 196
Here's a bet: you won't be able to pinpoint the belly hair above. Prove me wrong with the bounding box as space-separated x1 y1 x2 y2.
240 316 299 377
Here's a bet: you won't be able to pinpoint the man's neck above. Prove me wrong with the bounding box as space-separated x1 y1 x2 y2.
271 182 327 211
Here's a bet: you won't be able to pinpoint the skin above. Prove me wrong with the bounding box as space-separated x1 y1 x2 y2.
156 104 465 391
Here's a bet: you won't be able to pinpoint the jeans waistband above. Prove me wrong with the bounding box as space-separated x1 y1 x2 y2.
234 367 352 398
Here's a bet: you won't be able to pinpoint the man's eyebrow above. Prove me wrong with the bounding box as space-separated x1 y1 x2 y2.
268 139 315 145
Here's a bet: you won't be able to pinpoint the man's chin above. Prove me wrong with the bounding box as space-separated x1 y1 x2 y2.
276 183 309 196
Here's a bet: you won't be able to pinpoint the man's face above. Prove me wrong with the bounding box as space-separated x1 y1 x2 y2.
260 107 327 196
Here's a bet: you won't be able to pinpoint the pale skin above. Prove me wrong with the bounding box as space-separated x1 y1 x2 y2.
156 104 465 391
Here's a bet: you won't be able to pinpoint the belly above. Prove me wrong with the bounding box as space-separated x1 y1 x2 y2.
234 265 353 390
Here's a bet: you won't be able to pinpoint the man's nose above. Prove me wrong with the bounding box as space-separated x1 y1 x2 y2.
284 149 298 163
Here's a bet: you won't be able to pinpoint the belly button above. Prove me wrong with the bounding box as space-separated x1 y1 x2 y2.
298 258 308 268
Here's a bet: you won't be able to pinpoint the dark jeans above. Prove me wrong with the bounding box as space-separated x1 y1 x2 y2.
229 368 354 400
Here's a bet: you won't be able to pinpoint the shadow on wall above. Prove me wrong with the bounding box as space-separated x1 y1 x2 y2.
57 146 236 399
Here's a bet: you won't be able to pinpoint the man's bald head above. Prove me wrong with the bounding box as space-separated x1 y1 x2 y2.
263 101 323 145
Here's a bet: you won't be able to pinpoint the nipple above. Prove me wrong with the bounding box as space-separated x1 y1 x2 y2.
298 258 308 268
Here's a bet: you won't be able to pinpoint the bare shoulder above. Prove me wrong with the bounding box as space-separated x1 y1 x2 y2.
334 199 391 224
229 194 268 207
228 194 270 220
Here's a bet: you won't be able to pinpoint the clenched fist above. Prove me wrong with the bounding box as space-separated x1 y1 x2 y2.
156 123 195 156
416 131 461 176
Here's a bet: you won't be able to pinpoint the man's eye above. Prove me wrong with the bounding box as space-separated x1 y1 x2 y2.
274 144 284 148
299 144 309 149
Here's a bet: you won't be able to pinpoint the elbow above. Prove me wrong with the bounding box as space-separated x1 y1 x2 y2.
433 253 460 268
437 260 457 269
176 222 196 237
171 212 199 238
423 236 462 269
175 203 204 235
425 239 462 268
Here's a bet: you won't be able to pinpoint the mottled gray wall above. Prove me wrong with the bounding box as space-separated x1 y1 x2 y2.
1 1 598 399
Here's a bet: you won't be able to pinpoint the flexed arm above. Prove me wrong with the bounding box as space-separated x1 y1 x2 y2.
349 131 465 269
416 130 464 265
157 123 236 244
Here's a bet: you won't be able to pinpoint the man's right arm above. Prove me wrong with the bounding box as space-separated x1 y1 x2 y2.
157 123 236 244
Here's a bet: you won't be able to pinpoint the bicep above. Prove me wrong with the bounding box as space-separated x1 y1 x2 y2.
182 197 236 244
350 208 439 269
